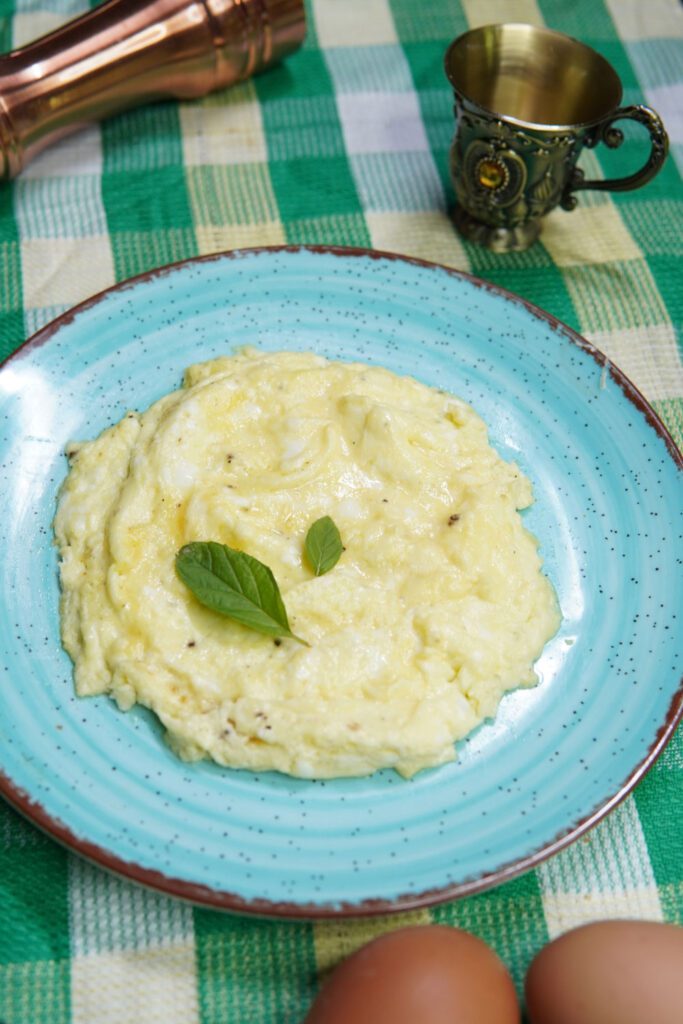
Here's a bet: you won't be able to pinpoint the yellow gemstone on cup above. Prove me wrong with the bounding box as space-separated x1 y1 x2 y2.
478 159 506 189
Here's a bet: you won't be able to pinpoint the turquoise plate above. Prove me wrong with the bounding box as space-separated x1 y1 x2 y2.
0 247 681 917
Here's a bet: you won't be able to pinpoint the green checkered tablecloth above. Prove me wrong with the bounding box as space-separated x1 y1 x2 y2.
1 0 681 1020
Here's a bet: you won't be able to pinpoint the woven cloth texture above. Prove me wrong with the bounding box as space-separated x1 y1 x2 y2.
0 0 681 1021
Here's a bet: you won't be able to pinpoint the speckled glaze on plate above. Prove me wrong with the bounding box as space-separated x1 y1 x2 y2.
0 246 681 918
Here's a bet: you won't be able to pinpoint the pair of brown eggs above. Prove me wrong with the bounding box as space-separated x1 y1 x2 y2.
303 920 683 1024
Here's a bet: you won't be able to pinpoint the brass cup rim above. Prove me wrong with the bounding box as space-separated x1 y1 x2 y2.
444 22 623 132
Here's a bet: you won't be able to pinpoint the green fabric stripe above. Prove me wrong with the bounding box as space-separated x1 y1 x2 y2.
400 41 455 200
263 97 350 160
610 144 683 339
102 167 195 234
462 236 582 345
0 0 13 50
253 51 344 166
540 0 672 193
0 244 23 359
259 42 335 103
194 910 317 1024
653 398 683 450
0 182 24 358
538 0 619 41
100 106 197 280
0 960 70 1024
657 882 683 928
466 241 556 274
618 200 683 261
299 0 319 49
639 256 683 342
268 156 367 223
431 871 549 997
283 212 371 247
105 228 198 281
634 727 683 918
101 104 186 172
0 804 71 965
626 39 683 91
187 164 280 227
256 38 368 240
389 0 467 44
562 259 669 334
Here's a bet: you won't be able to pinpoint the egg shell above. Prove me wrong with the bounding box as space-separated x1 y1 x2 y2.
525 919 683 1024
303 924 520 1024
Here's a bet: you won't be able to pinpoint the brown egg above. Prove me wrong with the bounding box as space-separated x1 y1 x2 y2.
303 924 520 1024
525 919 683 1024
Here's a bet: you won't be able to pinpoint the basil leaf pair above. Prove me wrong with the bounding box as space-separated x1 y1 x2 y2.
176 542 307 645
175 517 343 645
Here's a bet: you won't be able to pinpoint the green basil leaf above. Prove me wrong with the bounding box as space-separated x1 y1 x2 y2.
305 516 343 576
176 541 307 645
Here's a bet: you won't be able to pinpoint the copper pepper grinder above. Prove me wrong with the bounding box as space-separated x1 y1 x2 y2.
0 0 306 178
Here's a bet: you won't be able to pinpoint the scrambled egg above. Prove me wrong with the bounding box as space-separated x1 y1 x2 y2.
54 349 560 778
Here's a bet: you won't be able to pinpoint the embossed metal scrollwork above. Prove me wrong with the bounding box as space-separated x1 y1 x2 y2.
562 104 669 205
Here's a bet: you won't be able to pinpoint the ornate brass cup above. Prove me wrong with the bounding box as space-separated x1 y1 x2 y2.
445 24 669 252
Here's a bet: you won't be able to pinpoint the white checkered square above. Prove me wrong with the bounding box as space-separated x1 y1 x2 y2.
562 259 669 334
314 909 432 974
20 125 104 180
542 204 643 268
12 10 69 46
180 83 268 167
462 0 543 28
336 91 429 156
14 0 89 14
194 220 286 256
587 322 683 403
68 859 199 1022
71 946 199 1024
324 44 416 95
538 799 663 938
365 211 469 270
313 0 398 48
541 887 665 937
605 0 683 40
21 237 115 310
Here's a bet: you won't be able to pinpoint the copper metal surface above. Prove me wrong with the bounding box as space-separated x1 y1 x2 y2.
0 0 305 177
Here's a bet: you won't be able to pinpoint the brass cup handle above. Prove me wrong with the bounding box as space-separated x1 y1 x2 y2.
561 105 669 210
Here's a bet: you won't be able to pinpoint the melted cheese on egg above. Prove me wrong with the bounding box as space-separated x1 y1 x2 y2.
54 349 560 778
